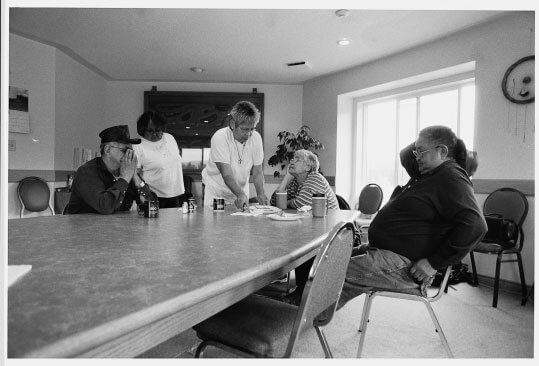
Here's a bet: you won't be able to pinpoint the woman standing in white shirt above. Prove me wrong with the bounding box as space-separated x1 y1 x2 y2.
133 111 186 208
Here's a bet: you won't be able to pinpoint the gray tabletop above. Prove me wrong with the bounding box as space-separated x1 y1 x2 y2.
8 207 358 357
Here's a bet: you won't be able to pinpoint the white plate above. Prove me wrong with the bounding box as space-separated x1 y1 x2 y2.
251 205 282 214
268 213 302 221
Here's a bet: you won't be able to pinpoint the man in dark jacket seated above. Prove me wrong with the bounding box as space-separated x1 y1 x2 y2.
66 125 154 214
338 125 487 305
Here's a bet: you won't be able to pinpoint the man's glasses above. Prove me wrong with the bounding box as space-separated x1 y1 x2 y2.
412 145 445 158
109 146 132 154
146 128 163 134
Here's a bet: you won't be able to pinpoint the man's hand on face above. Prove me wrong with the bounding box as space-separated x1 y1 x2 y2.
120 148 137 182
409 258 437 284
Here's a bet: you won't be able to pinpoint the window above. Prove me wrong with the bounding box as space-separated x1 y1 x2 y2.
181 147 211 170
356 80 475 203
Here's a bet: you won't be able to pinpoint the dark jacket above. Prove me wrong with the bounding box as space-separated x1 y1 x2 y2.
66 157 148 214
369 160 487 269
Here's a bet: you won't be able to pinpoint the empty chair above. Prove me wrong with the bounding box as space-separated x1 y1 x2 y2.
193 220 355 358
335 194 351 210
357 266 454 358
17 176 55 218
469 187 529 307
356 184 383 217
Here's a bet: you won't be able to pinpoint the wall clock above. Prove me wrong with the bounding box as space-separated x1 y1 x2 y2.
501 55 535 104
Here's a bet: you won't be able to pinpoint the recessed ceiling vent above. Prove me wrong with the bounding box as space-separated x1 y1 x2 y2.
286 61 312 70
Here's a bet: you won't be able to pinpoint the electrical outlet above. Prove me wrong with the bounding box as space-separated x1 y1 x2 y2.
9 140 16 151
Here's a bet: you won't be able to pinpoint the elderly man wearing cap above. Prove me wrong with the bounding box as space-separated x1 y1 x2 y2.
66 125 153 214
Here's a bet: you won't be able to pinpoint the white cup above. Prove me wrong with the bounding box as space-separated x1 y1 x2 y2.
275 192 287 209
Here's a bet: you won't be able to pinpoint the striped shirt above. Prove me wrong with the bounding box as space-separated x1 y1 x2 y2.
270 171 338 209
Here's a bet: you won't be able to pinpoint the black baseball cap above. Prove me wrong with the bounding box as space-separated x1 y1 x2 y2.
99 125 141 144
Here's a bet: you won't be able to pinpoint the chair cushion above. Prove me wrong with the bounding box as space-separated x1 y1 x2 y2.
193 294 299 357
473 241 516 254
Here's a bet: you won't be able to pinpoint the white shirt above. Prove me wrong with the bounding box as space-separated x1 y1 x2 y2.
202 127 264 206
133 132 185 198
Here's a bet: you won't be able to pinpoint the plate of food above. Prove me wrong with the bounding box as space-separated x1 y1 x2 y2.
250 205 282 214
268 213 302 221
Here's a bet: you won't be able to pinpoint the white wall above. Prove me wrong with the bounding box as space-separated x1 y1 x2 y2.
105 82 303 176
9 34 56 170
302 12 535 284
54 51 107 170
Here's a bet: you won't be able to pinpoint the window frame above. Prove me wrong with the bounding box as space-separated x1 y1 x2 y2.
354 77 475 201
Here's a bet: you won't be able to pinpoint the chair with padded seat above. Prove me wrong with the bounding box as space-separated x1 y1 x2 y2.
193 220 356 358
357 265 454 358
469 187 529 308
17 176 55 218
356 183 383 218
335 194 351 210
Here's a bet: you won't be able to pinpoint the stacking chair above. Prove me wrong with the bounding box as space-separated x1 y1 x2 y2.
356 183 383 217
357 266 454 358
17 176 55 218
193 220 355 358
354 184 383 245
335 194 351 210
469 187 529 307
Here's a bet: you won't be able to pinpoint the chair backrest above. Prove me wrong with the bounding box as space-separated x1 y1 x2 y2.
335 194 351 210
285 220 355 356
358 184 383 215
17 176 54 218
483 187 528 249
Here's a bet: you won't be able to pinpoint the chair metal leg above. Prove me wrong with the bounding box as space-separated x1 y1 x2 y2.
314 326 333 358
469 251 478 286
493 253 502 307
357 293 374 358
195 341 208 358
422 300 454 358
516 252 527 305
286 272 291 294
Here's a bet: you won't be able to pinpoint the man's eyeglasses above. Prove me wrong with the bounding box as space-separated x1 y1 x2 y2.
109 146 132 154
146 128 163 134
412 145 445 159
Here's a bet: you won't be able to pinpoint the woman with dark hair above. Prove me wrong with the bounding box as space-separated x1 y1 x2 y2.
132 111 186 208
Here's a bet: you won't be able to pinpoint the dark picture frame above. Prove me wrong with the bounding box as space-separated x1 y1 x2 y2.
144 90 264 149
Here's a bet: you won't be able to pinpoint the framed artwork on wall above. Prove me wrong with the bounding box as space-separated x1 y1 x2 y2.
9 86 30 134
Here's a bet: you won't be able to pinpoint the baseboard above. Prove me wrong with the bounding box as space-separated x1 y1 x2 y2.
475 274 533 299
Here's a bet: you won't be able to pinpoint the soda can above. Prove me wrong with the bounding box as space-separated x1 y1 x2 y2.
213 197 225 211
145 200 159 218
188 198 196 213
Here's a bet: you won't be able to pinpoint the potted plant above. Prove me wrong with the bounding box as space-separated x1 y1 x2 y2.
268 125 324 177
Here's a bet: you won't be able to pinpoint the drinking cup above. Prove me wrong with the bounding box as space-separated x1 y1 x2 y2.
276 192 287 209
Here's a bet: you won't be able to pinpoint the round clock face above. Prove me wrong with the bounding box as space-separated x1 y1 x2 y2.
502 55 535 104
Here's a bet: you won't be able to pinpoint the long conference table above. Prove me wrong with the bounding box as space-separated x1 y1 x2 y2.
8 206 360 358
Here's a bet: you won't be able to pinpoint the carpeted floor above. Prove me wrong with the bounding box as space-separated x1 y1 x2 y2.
141 281 534 359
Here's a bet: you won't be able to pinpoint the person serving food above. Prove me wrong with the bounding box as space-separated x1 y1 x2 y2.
202 101 268 209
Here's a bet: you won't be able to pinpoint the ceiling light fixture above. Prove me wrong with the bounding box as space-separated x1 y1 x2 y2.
337 39 351 46
335 9 350 18
190 67 205 73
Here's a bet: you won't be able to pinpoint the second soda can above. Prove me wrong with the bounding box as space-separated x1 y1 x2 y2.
188 198 196 213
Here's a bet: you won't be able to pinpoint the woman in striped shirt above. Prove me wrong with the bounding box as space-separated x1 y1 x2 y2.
270 149 338 209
